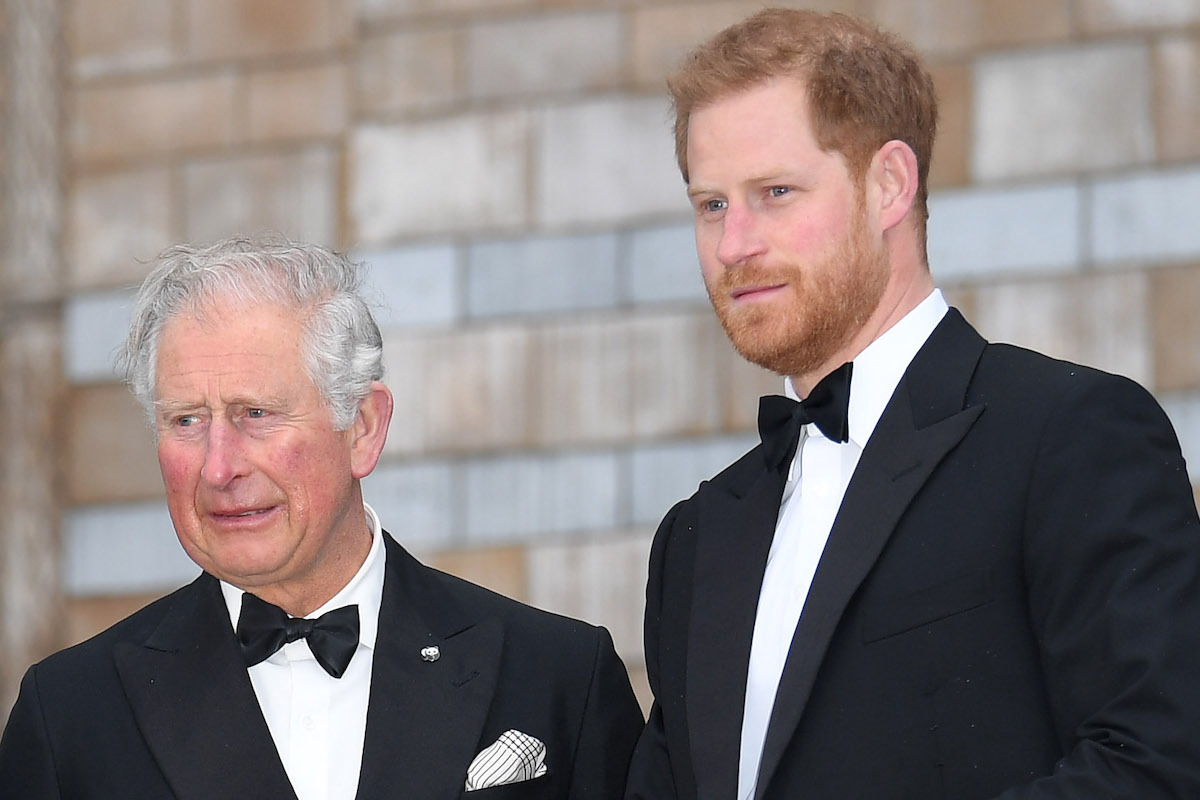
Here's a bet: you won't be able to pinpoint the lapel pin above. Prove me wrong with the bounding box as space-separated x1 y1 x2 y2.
420 646 441 662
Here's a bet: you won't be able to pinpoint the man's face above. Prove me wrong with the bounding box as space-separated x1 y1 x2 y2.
154 302 366 602
686 78 889 381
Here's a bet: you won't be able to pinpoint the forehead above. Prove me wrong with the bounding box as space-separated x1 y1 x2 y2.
154 302 312 398
686 79 824 177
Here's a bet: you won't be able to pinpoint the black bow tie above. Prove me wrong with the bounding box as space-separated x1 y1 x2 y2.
237 592 360 679
758 362 853 470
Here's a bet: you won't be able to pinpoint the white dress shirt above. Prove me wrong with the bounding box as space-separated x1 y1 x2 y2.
220 502 385 800
737 291 949 800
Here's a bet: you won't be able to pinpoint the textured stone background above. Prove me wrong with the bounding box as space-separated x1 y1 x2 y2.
2 0 1199 720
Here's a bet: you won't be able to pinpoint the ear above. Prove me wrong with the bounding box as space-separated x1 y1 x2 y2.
348 381 393 480
869 139 920 232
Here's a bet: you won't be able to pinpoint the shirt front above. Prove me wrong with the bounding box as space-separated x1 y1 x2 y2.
737 291 949 800
220 502 385 800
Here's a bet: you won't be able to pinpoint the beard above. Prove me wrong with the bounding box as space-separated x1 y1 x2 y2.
704 203 889 379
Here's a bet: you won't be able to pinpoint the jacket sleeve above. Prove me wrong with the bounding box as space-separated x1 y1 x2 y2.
625 501 687 800
998 372 1200 798
567 626 645 800
0 666 62 800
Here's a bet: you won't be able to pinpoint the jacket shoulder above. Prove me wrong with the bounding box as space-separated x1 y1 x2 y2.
27 578 203 678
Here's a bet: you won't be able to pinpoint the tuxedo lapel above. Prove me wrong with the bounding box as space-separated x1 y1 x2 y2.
687 459 788 800
356 534 503 798
115 575 297 800
753 310 987 798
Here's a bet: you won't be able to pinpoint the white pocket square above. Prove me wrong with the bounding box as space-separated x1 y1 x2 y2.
464 729 548 791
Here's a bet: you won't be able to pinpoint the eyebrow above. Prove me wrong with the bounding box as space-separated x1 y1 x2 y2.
687 170 797 198
153 395 290 416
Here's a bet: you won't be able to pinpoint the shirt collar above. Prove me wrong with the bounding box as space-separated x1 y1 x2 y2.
785 289 949 448
219 502 386 652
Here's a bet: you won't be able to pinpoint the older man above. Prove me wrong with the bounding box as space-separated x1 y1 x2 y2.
625 8 1200 800
0 236 642 800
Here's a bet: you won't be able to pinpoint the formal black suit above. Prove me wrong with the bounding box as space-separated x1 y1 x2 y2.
0 531 643 799
625 309 1200 799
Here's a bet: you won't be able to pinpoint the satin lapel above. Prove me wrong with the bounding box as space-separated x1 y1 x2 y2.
687 458 787 800
356 534 502 799
115 575 296 800
753 310 987 799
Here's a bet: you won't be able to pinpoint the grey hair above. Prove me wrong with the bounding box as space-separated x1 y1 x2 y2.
119 235 384 431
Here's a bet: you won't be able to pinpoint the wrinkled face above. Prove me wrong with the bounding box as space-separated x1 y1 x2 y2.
686 79 889 379
154 302 366 600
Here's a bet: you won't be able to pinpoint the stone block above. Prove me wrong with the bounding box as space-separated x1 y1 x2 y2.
0 316 64 686
381 325 534 455
64 289 134 383
69 0 174 79
358 244 461 329
182 147 337 245
66 384 160 505
464 451 621 543
429 546 529 604
527 530 654 662
68 166 173 291
466 233 619 318
467 12 622 99
926 182 1082 281
973 43 1154 181
531 319 632 445
927 60 970 189
358 0 528 21
630 2 767 88
182 0 352 61
720 334 787 431
65 592 163 647
1155 37 1200 163
72 74 237 167
356 29 459 116
1078 0 1200 33
1160 391 1200 484
625 223 709 306
1150 264 1200 393
869 0 1071 54
628 312 723 439
244 61 349 144
942 285 977 321
361 461 456 551
1091 166 1200 266
629 436 758 525
971 271 1152 384
536 97 686 228
64 502 199 595
350 113 530 244
627 663 652 718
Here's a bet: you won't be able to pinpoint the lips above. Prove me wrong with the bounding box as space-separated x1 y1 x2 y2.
730 283 786 301
207 505 280 522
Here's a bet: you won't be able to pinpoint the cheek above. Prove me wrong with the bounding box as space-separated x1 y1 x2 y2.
157 446 196 493
275 438 350 502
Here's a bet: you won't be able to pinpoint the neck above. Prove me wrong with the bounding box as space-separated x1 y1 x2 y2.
790 267 933 397
249 508 374 617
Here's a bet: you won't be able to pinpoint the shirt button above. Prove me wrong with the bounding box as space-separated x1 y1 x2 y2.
303 715 314 730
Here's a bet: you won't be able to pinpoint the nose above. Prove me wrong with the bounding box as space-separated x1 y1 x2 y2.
199 418 248 488
715 203 766 267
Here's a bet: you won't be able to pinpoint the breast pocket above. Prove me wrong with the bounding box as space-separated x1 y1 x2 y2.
460 774 552 798
861 567 994 643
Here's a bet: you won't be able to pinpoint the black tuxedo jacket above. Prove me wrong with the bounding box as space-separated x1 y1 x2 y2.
625 310 1200 800
0 531 643 799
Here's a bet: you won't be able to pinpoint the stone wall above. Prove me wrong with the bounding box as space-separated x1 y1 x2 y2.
2 0 1199 717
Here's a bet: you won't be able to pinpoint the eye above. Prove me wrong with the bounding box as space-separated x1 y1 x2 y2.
246 408 267 419
767 186 791 198
175 414 200 428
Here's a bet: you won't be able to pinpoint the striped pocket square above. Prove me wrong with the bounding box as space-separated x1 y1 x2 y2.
465 729 548 791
